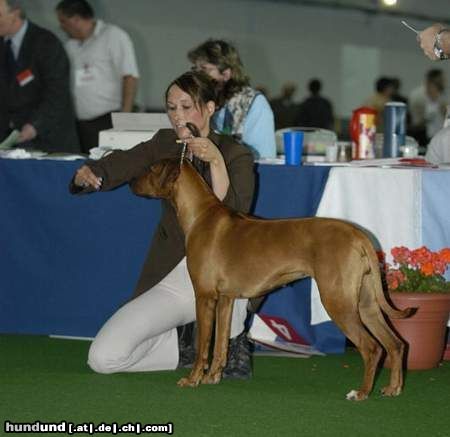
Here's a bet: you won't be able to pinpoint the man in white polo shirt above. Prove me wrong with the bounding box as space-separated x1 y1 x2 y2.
56 0 139 153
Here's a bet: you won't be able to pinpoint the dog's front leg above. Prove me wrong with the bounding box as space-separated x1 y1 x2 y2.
202 295 234 385
177 296 216 388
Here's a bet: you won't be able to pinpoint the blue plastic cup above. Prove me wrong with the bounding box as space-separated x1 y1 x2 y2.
283 131 304 165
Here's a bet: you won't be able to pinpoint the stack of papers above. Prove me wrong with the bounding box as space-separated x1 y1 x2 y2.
0 148 85 161
89 147 116 160
305 158 439 168
0 148 46 159
37 154 85 161
256 157 284 165
348 157 438 168
304 161 350 166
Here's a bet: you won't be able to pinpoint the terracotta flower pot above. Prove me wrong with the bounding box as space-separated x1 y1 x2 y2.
387 292 450 370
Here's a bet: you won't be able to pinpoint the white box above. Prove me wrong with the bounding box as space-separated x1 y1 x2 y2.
111 112 171 131
98 129 156 150
98 112 172 150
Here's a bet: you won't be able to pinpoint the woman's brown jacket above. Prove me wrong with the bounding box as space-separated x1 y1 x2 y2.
71 129 255 298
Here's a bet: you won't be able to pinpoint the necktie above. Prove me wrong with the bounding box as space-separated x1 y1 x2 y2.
5 39 17 83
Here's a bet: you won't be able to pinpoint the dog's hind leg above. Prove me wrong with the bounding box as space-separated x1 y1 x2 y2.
202 294 234 385
359 275 406 397
316 277 382 401
177 295 216 388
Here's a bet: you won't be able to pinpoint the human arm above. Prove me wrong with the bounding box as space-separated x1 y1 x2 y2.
425 127 450 164
185 134 255 208
242 94 277 159
121 75 138 112
185 136 230 200
110 26 139 111
17 123 37 143
221 149 255 213
418 23 450 60
69 129 178 194
27 32 72 140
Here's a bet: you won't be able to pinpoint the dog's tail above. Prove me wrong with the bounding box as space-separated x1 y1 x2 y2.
362 242 415 319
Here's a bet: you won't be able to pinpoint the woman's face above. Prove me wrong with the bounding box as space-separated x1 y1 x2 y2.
166 84 214 139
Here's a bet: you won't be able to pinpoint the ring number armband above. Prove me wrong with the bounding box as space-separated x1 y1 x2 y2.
434 29 449 60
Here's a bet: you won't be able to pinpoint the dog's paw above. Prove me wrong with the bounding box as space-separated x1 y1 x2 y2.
177 376 200 388
201 372 222 385
345 389 368 401
381 386 402 397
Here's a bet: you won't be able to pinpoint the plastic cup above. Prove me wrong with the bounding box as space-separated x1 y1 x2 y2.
283 131 304 165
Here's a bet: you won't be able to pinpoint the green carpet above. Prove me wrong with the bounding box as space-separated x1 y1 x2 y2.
1 335 449 437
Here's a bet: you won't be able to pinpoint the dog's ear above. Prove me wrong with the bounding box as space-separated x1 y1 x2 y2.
158 159 181 189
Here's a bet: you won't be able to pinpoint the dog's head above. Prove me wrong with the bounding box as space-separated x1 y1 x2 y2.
131 158 181 199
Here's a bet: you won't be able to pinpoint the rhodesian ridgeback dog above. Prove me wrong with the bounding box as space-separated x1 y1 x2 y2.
131 158 414 401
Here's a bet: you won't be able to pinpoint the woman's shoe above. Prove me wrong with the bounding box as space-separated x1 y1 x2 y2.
222 331 253 380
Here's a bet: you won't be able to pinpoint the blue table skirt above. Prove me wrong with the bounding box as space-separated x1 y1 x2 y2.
0 159 344 353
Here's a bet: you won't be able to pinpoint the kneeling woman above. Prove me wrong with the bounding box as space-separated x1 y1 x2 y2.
70 71 255 377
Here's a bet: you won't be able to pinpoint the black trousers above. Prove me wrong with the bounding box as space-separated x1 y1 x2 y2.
76 112 114 154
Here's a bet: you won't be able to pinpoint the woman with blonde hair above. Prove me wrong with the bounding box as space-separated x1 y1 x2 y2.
188 39 276 159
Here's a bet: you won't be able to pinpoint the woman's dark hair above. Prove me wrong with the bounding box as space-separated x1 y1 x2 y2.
188 39 250 100
165 71 223 110
55 0 94 18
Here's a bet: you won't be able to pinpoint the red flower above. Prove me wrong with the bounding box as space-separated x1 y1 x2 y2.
420 262 434 276
439 248 450 263
386 269 406 290
432 253 447 275
391 246 410 265
410 246 432 268
386 246 450 293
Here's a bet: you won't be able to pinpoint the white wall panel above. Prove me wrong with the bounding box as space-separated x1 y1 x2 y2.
21 0 450 117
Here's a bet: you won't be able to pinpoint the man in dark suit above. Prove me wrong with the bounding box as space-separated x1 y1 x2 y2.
0 0 79 152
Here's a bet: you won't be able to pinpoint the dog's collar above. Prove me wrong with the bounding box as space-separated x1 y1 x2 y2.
179 141 187 168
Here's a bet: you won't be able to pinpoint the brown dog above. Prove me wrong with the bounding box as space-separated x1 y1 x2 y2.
131 158 414 400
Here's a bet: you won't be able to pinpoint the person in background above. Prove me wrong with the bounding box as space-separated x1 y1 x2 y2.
391 77 411 129
254 84 269 99
363 77 395 131
0 0 79 152
188 39 276 159
56 0 139 154
425 125 450 164
418 23 450 61
70 70 255 379
294 78 334 130
409 69 446 146
270 82 299 129
391 78 408 105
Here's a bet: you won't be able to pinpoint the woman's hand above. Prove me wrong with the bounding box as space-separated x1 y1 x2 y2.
74 165 103 190
184 137 222 166
184 137 229 200
418 23 444 60
18 123 37 143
